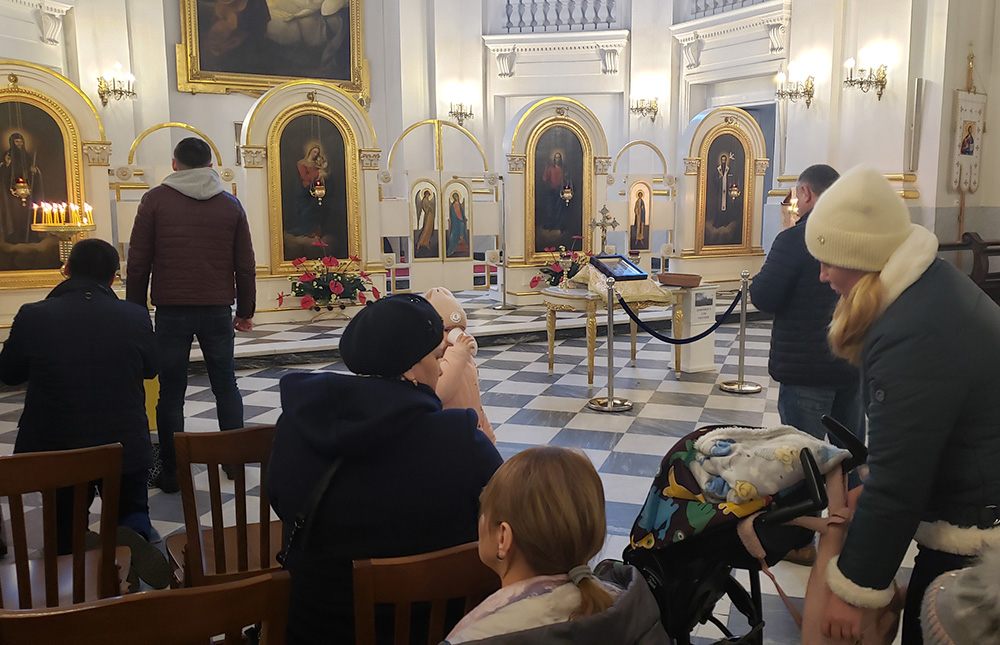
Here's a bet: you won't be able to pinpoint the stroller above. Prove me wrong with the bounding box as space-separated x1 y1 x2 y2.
621 417 867 645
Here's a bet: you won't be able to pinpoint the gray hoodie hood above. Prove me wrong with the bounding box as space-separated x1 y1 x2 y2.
161 167 225 201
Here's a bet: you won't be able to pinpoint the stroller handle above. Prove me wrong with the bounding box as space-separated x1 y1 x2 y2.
758 447 828 526
821 414 868 472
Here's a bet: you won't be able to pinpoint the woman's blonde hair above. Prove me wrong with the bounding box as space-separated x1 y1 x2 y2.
479 446 612 618
828 272 884 365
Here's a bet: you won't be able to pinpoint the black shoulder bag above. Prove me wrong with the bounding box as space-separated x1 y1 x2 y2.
276 456 345 566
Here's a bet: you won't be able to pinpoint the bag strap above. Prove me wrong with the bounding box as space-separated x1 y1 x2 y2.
277 456 345 566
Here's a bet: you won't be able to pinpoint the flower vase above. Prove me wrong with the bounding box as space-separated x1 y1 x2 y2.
309 300 354 322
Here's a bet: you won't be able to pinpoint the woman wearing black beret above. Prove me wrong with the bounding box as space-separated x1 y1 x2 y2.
267 294 503 644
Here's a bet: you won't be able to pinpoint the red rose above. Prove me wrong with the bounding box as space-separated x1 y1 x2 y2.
300 272 316 282
331 282 345 295
529 276 542 288
300 295 315 309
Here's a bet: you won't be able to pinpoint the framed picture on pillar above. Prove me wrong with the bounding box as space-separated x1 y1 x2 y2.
695 124 754 256
177 0 368 99
266 102 361 275
410 179 440 261
628 181 652 252
525 119 592 265
0 91 82 284
441 180 472 261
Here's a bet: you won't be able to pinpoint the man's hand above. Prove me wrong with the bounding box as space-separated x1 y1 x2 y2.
234 317 253 332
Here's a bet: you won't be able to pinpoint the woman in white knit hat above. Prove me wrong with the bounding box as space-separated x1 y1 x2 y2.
804 165 1000 644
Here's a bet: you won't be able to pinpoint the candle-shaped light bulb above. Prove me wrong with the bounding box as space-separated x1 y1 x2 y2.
775 71 787 86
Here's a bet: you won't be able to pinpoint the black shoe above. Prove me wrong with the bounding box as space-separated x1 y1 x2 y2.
221 464 240 480
117 526 173 590
154 470 179 494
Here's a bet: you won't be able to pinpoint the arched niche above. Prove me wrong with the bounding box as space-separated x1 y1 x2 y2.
240 81 380 276
672 106 769 282
0 60 110 290
502 97 610 281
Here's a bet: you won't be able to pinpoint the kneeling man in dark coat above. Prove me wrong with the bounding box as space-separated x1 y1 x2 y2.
0 239 162 565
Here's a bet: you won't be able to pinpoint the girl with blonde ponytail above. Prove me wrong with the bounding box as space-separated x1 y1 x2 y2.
806 165 1000 645
445 446 668 644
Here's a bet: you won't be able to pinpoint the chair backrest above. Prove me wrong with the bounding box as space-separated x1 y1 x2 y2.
174 425 279 586
0 570 292 645
0 444 122 609
353 542 501 645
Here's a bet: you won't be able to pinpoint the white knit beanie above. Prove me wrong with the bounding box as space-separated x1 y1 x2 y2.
805 164 914 272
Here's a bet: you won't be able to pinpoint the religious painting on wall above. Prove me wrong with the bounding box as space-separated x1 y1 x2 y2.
628 181 651 252
0 98 65 272
951 90 986 194
178 0 367 97
697 127 752 254
411 179 440 261
442 180 472 261
527 122 589 264
277 111 350 262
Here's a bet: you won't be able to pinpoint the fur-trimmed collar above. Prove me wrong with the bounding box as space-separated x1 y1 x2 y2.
877 225 939 314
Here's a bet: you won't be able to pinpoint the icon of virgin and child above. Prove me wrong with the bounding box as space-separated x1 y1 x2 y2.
280 118 349 262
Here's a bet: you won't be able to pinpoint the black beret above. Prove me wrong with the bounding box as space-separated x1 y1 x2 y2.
340 294 444 377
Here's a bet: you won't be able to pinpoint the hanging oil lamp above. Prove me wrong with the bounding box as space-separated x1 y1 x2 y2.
310 180 326 205
727 182 742 201
560 184 573 204
11 177 31 206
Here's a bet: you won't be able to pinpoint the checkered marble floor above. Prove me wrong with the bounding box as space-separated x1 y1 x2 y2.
0 292 911 644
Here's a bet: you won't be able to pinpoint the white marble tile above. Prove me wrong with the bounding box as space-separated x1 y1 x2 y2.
489 380 550 395
655 380 716 395
481 406 519 425
705 394 768 412
525 396 588 413
494 423 561 445
599 472 656 505
564 413 634 433
637 403 704 422
612 433 677 457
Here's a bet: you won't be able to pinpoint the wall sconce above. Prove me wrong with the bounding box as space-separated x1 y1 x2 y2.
843 58 887 100
97 61 136 106
630 98 658 122
448 103 473 127
774 72 815 108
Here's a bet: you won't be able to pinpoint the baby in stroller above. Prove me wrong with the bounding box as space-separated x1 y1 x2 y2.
620 418 867 645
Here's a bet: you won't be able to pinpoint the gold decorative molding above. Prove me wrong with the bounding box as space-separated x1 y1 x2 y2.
241 146 266 168
359 148 381 170
594 156 612 175
82 141 112 166
754 159 770 176
506 153 526 174
886 173 917 183
768 189 790 197
684 158 700 175
898 189 920 199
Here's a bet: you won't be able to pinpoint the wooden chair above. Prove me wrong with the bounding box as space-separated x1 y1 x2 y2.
0 444 129 609
166 425 282 587
353 542 501 645
0 570 291 645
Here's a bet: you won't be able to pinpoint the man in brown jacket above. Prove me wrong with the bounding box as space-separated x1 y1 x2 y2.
127 137 256 493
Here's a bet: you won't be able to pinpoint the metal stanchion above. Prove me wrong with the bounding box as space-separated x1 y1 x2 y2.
719 270 762 394
588 275 632 412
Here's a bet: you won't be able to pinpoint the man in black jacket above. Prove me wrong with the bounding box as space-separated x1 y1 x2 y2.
0 239 158 555
750 165 863 446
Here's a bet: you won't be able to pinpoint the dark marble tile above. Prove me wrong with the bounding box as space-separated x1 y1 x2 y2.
647 391 710 407
613 377 669 392
477 379 501 392
504 408 579 428
480 392 535 408
698 409 763 427
600 452 662 478
185 388 256 402
494 442 536 461
0 391 25 403
549 428 622 451
660 371 719 384
0 429 20 443
240 367 315 380
508 371 562 384
575 401 647 418
0 408 23 422
477 359 534 371
605 501 642 537
192 405 273 420
541 384 594 399
718 365 771 377
626 417 697 439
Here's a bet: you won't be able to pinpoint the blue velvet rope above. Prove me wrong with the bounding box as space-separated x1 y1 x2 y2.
615 289 742 345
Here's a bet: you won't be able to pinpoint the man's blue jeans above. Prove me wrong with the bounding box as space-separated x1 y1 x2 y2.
777 382 865 449
155 305 243 473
